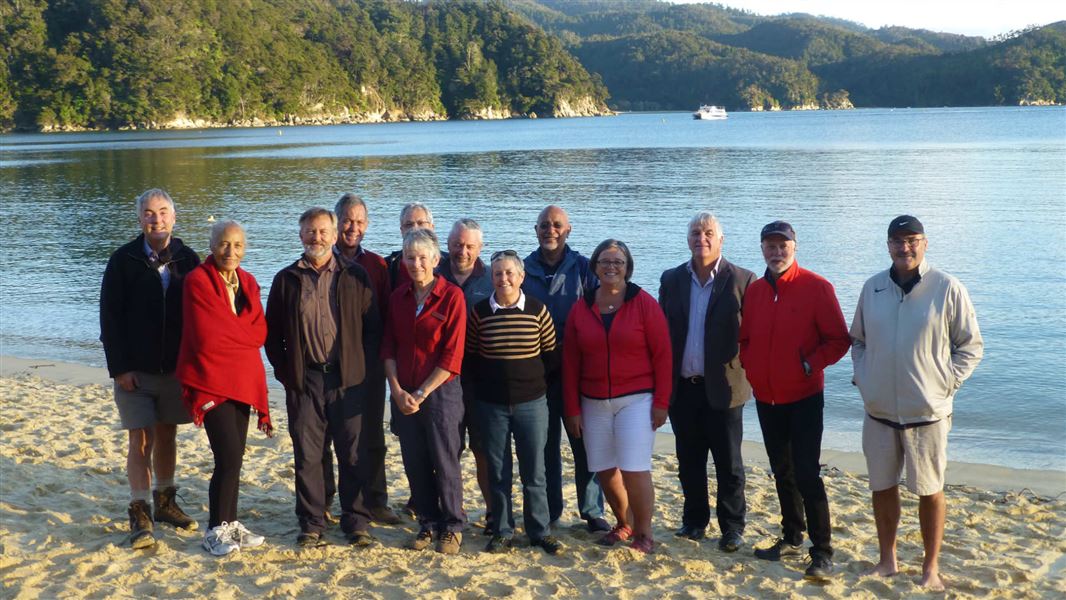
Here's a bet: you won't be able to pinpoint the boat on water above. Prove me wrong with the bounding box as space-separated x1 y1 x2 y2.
693 105 727 120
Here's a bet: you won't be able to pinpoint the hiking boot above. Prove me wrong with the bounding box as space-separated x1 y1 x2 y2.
530 535 563 555
347 530 375 547
436 531 462 555
718 531 744 553
153 486 197 530
296 531 325 548
804 554 835 581
370 505 402 525
128 500 156 549
754 538 804 561
202 522 240 556
484 534 513 553
408 529 434 551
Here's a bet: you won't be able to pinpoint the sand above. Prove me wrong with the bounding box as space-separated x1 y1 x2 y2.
1 356 1064 599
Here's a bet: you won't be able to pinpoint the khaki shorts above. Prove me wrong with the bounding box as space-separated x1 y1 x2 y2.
863 413 951 496
114 372 191 429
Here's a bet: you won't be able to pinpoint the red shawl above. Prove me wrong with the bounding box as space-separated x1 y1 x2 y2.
176 256 270 429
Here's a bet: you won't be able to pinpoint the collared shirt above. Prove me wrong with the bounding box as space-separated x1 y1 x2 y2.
680 257 721 378
440 258 493 310
296 254 341 364
489 290 526 313
143 238 171 292
218 268 240 315
382 275 466 390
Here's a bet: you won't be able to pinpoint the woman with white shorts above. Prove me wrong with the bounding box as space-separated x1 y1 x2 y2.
563 239 673 554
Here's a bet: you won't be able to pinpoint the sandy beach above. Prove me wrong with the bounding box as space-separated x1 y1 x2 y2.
1 355 1063 599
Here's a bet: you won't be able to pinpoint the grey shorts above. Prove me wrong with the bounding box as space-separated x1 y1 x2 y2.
114 372 192 429
863 413 951 496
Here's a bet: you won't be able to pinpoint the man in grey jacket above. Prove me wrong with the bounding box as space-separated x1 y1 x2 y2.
850 215 983 592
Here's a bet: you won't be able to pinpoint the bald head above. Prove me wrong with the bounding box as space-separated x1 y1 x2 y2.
535 204 572 257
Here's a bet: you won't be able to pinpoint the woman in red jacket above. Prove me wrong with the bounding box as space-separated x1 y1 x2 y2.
176 220 272 557
563 239 672 554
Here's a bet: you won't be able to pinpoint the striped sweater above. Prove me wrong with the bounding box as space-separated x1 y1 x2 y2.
465 295 559 405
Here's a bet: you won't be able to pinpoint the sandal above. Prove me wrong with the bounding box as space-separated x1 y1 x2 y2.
630 535 655 554
595 524 633 547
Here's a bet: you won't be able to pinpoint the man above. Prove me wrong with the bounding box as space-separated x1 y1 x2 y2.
100 188 200 549
851 215 983 591
521 204 609 532
265 207 381 548
384 202 445 290
439 218 495 528
658 211 755 552
328 193 402 526
738 220 850 581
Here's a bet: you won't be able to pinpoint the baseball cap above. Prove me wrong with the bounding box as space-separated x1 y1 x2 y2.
760 220 796 241
887 215 924 237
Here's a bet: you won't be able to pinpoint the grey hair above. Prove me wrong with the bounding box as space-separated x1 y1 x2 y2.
209 220 245 249
688 211 723 239
490 252 524 275
400 202 433 225
299 207 337 229
449 218 482 240
135 188 175 214
402 228 441 261
334 193 367 217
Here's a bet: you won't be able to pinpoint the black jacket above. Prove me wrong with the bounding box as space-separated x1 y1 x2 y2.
658 258 756 410
99 234 201 377
264 258 381 393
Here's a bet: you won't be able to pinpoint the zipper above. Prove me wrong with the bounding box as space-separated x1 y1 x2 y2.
157 255 168 374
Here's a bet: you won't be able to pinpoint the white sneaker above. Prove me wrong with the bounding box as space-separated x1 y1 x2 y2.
202 522 240 556
232 520 265 548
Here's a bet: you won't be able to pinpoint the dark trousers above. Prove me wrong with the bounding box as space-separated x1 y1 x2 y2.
670 379 746 535
203 400 250 529
756 391 832 558
479 396 550 541
545 374 604 522
393 377 466 533
323 371 389 510
286 368 370 535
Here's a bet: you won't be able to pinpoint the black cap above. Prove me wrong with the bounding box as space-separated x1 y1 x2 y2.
761 220 796 241
888 215 924 237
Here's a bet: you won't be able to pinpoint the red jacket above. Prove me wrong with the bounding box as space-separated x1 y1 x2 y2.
563 283 673 417
738 260 850 405
176 257 270 428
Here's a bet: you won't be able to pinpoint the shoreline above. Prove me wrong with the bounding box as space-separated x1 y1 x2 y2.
4 354 1061 497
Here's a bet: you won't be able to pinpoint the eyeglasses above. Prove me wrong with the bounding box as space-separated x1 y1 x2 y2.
491 249 519 261
888 237 925 249
597 259 626 268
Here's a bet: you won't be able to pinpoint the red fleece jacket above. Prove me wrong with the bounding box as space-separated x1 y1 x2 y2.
563 283 673 417
176 256 270 428
738 260 850 405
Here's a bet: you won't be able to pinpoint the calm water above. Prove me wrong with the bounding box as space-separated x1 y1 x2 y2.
2 107 1064 471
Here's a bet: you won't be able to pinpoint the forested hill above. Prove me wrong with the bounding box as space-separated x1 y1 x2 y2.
0 0 609 131
507 0 1066 111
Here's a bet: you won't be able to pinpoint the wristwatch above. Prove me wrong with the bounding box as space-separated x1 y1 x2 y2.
801 359 812 377
414 388 426 400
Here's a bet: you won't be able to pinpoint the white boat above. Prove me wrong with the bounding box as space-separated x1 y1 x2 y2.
693 105 727 120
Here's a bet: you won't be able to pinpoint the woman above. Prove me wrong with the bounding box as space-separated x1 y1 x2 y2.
382 229 467 555
176 220 272 556
466 250 562 555
563 239 672 554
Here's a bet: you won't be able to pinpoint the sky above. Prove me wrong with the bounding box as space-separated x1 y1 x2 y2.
670 1 1064 38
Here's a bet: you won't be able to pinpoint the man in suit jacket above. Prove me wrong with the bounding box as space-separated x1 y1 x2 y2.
658 211 756 552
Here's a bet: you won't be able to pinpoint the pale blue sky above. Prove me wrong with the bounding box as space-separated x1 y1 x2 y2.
670 1 1063 38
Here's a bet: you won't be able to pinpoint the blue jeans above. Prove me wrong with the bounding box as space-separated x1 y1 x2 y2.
545 374 604 521
479 396 551 541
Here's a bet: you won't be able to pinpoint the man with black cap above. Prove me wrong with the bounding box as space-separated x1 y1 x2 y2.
850 216 983 591
738 220 851 581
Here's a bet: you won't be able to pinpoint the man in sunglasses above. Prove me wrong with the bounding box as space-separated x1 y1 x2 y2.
521 205 610 532
850 215 983 591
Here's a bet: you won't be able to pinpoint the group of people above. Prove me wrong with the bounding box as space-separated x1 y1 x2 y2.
100 189 982 590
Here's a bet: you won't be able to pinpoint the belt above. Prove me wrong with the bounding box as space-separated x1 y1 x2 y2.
307 362 339 373
681 375 704 385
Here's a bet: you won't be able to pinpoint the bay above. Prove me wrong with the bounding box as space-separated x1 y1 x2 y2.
2 107 1064 471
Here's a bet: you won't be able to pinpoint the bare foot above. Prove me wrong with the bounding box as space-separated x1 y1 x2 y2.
864 560 898 577
919 571 946 592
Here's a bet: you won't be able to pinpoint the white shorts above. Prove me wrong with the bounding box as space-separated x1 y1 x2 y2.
863 413 951 496
581 392 655 472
